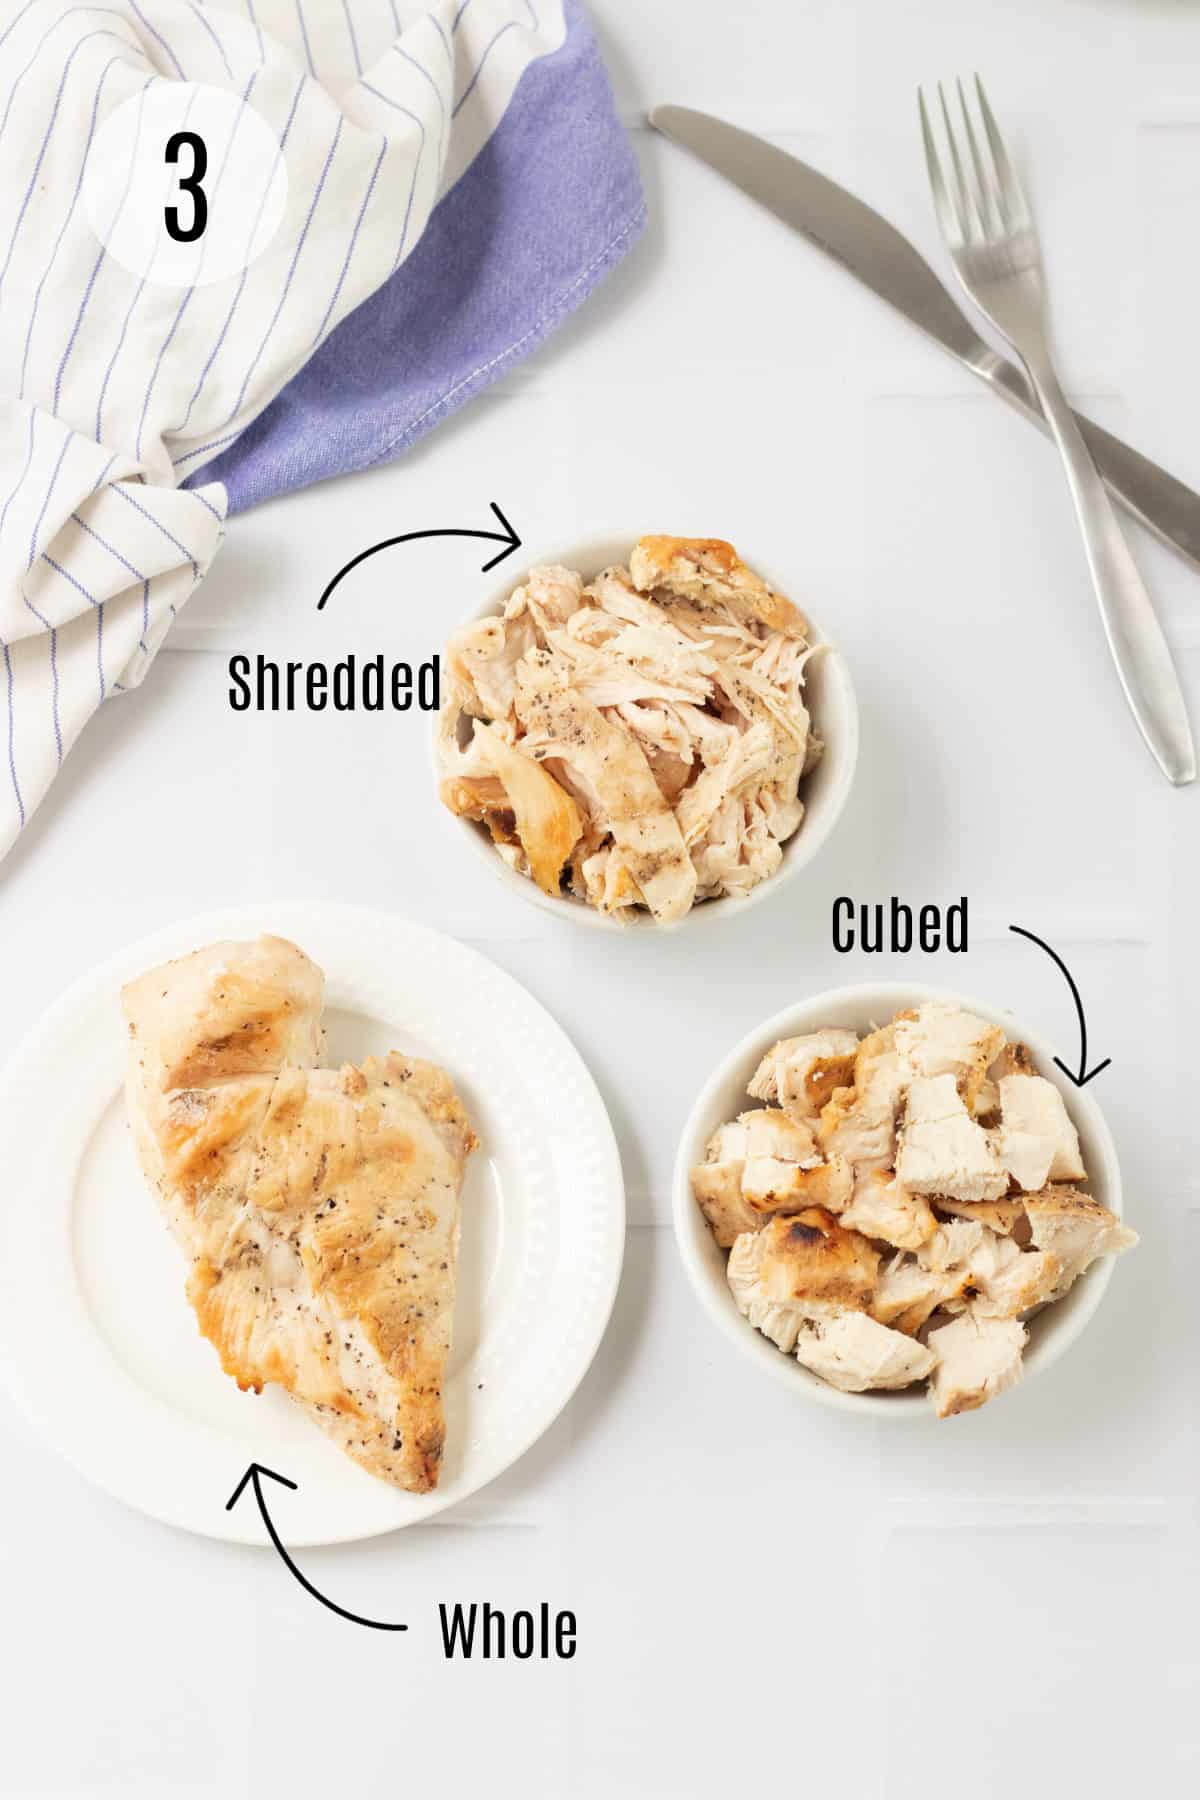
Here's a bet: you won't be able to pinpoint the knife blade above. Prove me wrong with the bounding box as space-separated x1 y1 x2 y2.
649 104 1200 571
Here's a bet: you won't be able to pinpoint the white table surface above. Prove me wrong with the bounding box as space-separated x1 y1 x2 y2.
2 2 1199 1794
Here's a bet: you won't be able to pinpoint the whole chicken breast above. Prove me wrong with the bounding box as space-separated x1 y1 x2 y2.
122 937 477 1494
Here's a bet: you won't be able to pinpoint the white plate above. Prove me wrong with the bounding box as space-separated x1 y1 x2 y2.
0 903 625 1545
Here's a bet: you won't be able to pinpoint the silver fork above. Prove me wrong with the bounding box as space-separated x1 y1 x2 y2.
919 76 1195 786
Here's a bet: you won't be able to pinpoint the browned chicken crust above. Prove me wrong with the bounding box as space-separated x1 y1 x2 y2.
754 1209 880 1311
629 535 809 639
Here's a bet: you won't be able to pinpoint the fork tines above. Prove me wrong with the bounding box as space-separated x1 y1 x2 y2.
919 74 1031 248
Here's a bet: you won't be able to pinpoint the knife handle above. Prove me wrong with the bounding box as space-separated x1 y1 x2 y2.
981 355 1200 570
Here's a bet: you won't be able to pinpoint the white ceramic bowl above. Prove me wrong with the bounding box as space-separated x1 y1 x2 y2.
672 981 1125 1418
433 532 858 931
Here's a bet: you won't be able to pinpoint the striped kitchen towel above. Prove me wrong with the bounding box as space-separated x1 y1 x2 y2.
0 0 644 860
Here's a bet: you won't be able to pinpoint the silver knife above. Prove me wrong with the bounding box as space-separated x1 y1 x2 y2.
650 105 1200 571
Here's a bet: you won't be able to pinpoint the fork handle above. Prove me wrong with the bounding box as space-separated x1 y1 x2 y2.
1021 344 1196 785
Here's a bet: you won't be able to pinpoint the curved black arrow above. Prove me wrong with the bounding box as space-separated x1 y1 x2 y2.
316 501 521 610
1008 924 1112 1088
226 1463 408 1632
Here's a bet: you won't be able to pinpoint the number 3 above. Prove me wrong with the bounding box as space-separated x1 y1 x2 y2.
165 130 207 243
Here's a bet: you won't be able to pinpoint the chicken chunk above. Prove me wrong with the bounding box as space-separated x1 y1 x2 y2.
710 1109 820 1165
894 1001 1006 1111
1023 1185 1138 1297
741 1155 854 1217
996 1074 1086 1191
747 1028 860 1122
691 1108 833 1247
871 1252 955 1336
969 1245 1062 1319
839 1167 937 1251
629 535 808 639
793 1310 936 1392
912 1219 1059 1318
726 1229 811 1353
469 721 582 896
728 1227 932 1388
691 1161 760 1249
817 1025 909 1170
927 1311 1027 1417
896 1074 1009 1202
753 1209 880 1312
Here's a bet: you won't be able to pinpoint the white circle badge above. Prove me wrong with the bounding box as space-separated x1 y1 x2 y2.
83 82 288 289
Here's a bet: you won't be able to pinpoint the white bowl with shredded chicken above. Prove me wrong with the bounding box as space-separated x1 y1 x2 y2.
434 534 858 929
672 983 1128 1418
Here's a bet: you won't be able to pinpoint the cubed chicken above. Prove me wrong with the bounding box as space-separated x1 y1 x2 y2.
896 1074 1009 1202
702 1110 814 1166
927 1311 1027 1417
871 1252 953 1336
793 1310 936 1392
726 1229 812 1353
691 1160 759 1249
996 1074 1086 1191
753 1209 880 1312
917 1217 988 1275
691 1108 830 1246
969 1245 1062 1319
894 1001 1006 1110
1023 1185 1138 1297
817 1025 909 1169
914 1219 1059 1319
748 1028 860 1123
839 1167 937 1251
931 1224 1045 1316
741 1155 854 1217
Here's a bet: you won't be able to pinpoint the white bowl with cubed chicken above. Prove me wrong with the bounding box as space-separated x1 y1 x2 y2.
672 985 1134 1419
433 534 858 930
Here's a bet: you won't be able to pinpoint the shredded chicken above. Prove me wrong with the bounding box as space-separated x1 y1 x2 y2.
692 999 1136 1415
439 536 823 920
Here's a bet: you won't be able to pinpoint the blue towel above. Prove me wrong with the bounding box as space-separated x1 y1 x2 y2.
191 0 644 511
